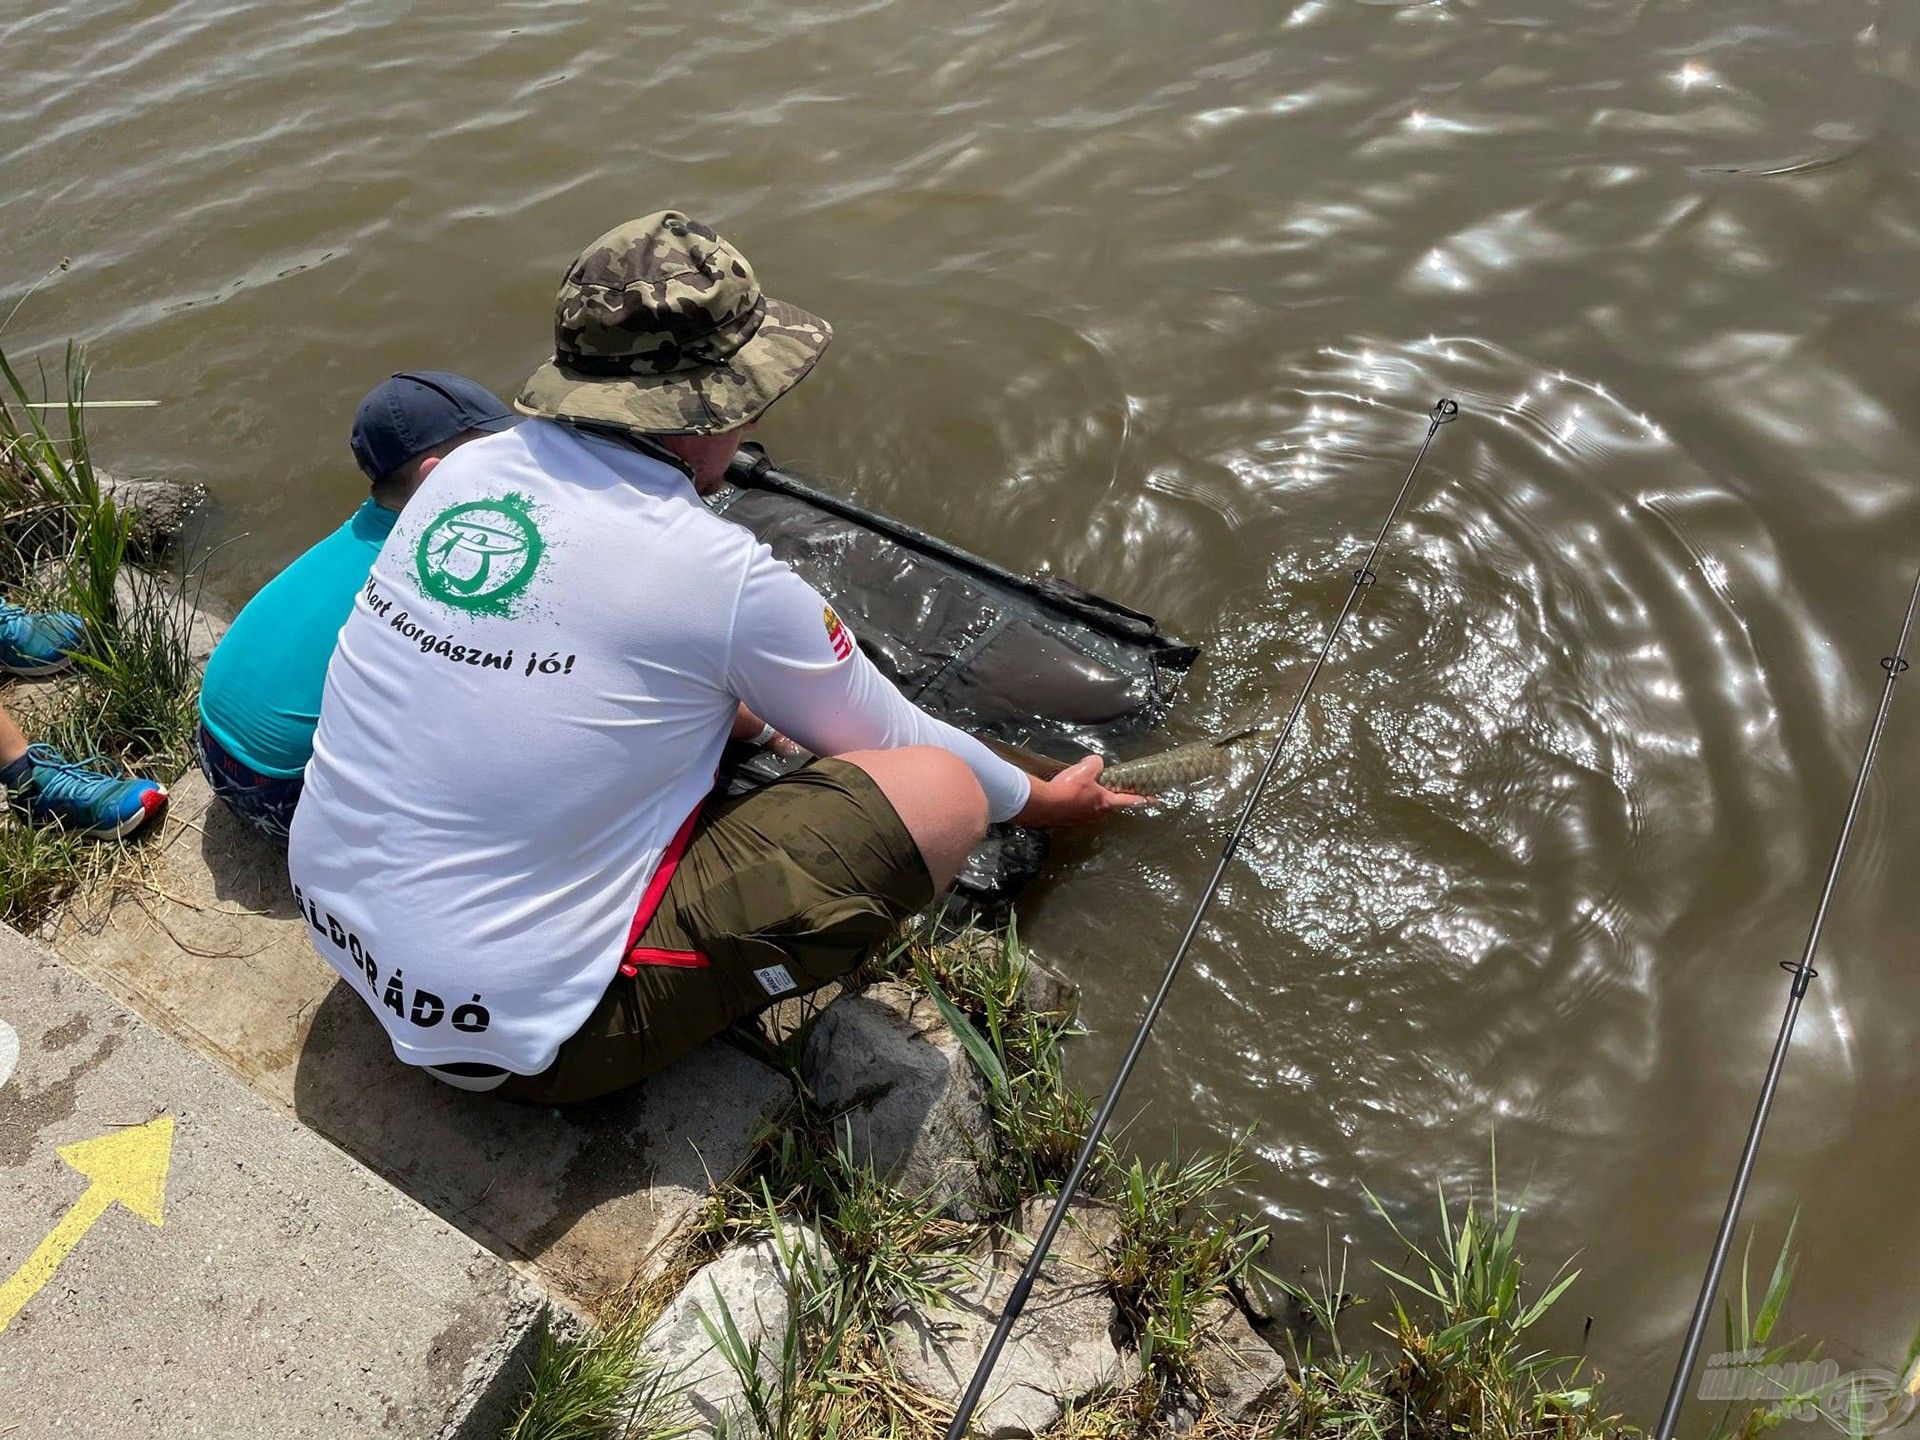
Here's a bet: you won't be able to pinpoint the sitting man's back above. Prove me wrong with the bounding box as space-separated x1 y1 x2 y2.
292 418 793 1069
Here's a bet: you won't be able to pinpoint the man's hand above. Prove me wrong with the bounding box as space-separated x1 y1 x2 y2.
1014 755 1153 827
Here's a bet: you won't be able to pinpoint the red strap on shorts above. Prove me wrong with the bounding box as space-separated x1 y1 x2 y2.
618 799 709 976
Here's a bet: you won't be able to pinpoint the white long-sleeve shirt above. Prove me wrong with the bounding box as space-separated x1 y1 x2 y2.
287 419 1028 1075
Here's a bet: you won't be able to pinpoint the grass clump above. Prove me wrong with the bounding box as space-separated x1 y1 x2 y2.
44 556 203 774
1274 1181 1873 1440
1689 1214 1920 1440
503 1202 723 1440
510 1178 952 1440
1106 1147 1270 1392
1 341 109 568
1364 1170 1594 1440
507 1309 693 1440
1277 1167 1620 1440
693 1208 875 1440
0 815 99 926
902 917 1096 1203
0 337 203 927
506 921 1277 1439
748 1129 973 1322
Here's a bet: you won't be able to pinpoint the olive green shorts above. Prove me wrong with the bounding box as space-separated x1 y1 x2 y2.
494 758 933 1105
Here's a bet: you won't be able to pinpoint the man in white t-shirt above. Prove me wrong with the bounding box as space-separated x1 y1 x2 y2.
288 211 1142 1103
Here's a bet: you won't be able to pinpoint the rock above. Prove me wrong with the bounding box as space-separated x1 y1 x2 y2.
1189 1295 1289 1422
1154 1386 1204 1436
887 1199 1127 1438
188 596 230 667
96 467 205 550
801 981 995 1218
631 1222 837 1439
1016 949 1078 1021
1230 1274 1281 1327
756 980 843 1052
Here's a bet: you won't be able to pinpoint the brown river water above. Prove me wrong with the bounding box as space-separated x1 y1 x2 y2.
7 0 1920 1424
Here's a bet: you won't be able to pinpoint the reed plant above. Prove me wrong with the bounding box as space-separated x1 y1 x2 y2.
0 341 109 575
0 338 202 925
1273 1181 1604 1440
1366 1167 1594 1440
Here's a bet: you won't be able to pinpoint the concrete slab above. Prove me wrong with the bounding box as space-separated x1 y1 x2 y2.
0 924 549 1438
53 772 795 1305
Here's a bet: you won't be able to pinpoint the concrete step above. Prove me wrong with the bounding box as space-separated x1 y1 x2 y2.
0 923 547 1437
53 772 794 1306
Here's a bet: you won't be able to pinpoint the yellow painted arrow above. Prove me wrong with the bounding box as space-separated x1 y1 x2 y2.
0 1116 174 1333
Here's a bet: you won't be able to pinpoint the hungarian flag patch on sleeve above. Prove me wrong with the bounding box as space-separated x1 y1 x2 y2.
823 605 854 661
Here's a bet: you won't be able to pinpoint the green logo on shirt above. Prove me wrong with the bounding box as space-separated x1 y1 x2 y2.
415 494 545 615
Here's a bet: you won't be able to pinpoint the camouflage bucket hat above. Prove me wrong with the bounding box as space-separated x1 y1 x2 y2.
516 211 831 437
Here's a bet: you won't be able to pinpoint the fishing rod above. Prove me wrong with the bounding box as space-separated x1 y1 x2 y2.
1653 560 1920 1440
943 397 1460 1439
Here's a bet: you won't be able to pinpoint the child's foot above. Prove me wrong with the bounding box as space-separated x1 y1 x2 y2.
1 744 168 839
0 604 86 677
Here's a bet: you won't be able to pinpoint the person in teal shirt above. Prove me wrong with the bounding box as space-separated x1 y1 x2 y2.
196 372 516 841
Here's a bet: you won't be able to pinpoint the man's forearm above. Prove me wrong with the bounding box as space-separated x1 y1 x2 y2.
730 702 770 742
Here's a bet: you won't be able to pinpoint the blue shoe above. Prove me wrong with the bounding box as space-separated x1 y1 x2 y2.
0 603 86 677
7 744 168 840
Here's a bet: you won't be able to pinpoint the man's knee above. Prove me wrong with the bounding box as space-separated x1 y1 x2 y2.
839 746 989 886
910 746 988 838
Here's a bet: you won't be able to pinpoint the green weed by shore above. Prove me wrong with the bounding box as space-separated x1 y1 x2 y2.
0 339 201 926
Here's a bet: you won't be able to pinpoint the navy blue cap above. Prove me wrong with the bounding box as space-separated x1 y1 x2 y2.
349 371 517 484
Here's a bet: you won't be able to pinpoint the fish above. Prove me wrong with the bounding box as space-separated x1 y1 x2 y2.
979 695 1294 799
1102 708 1270 795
